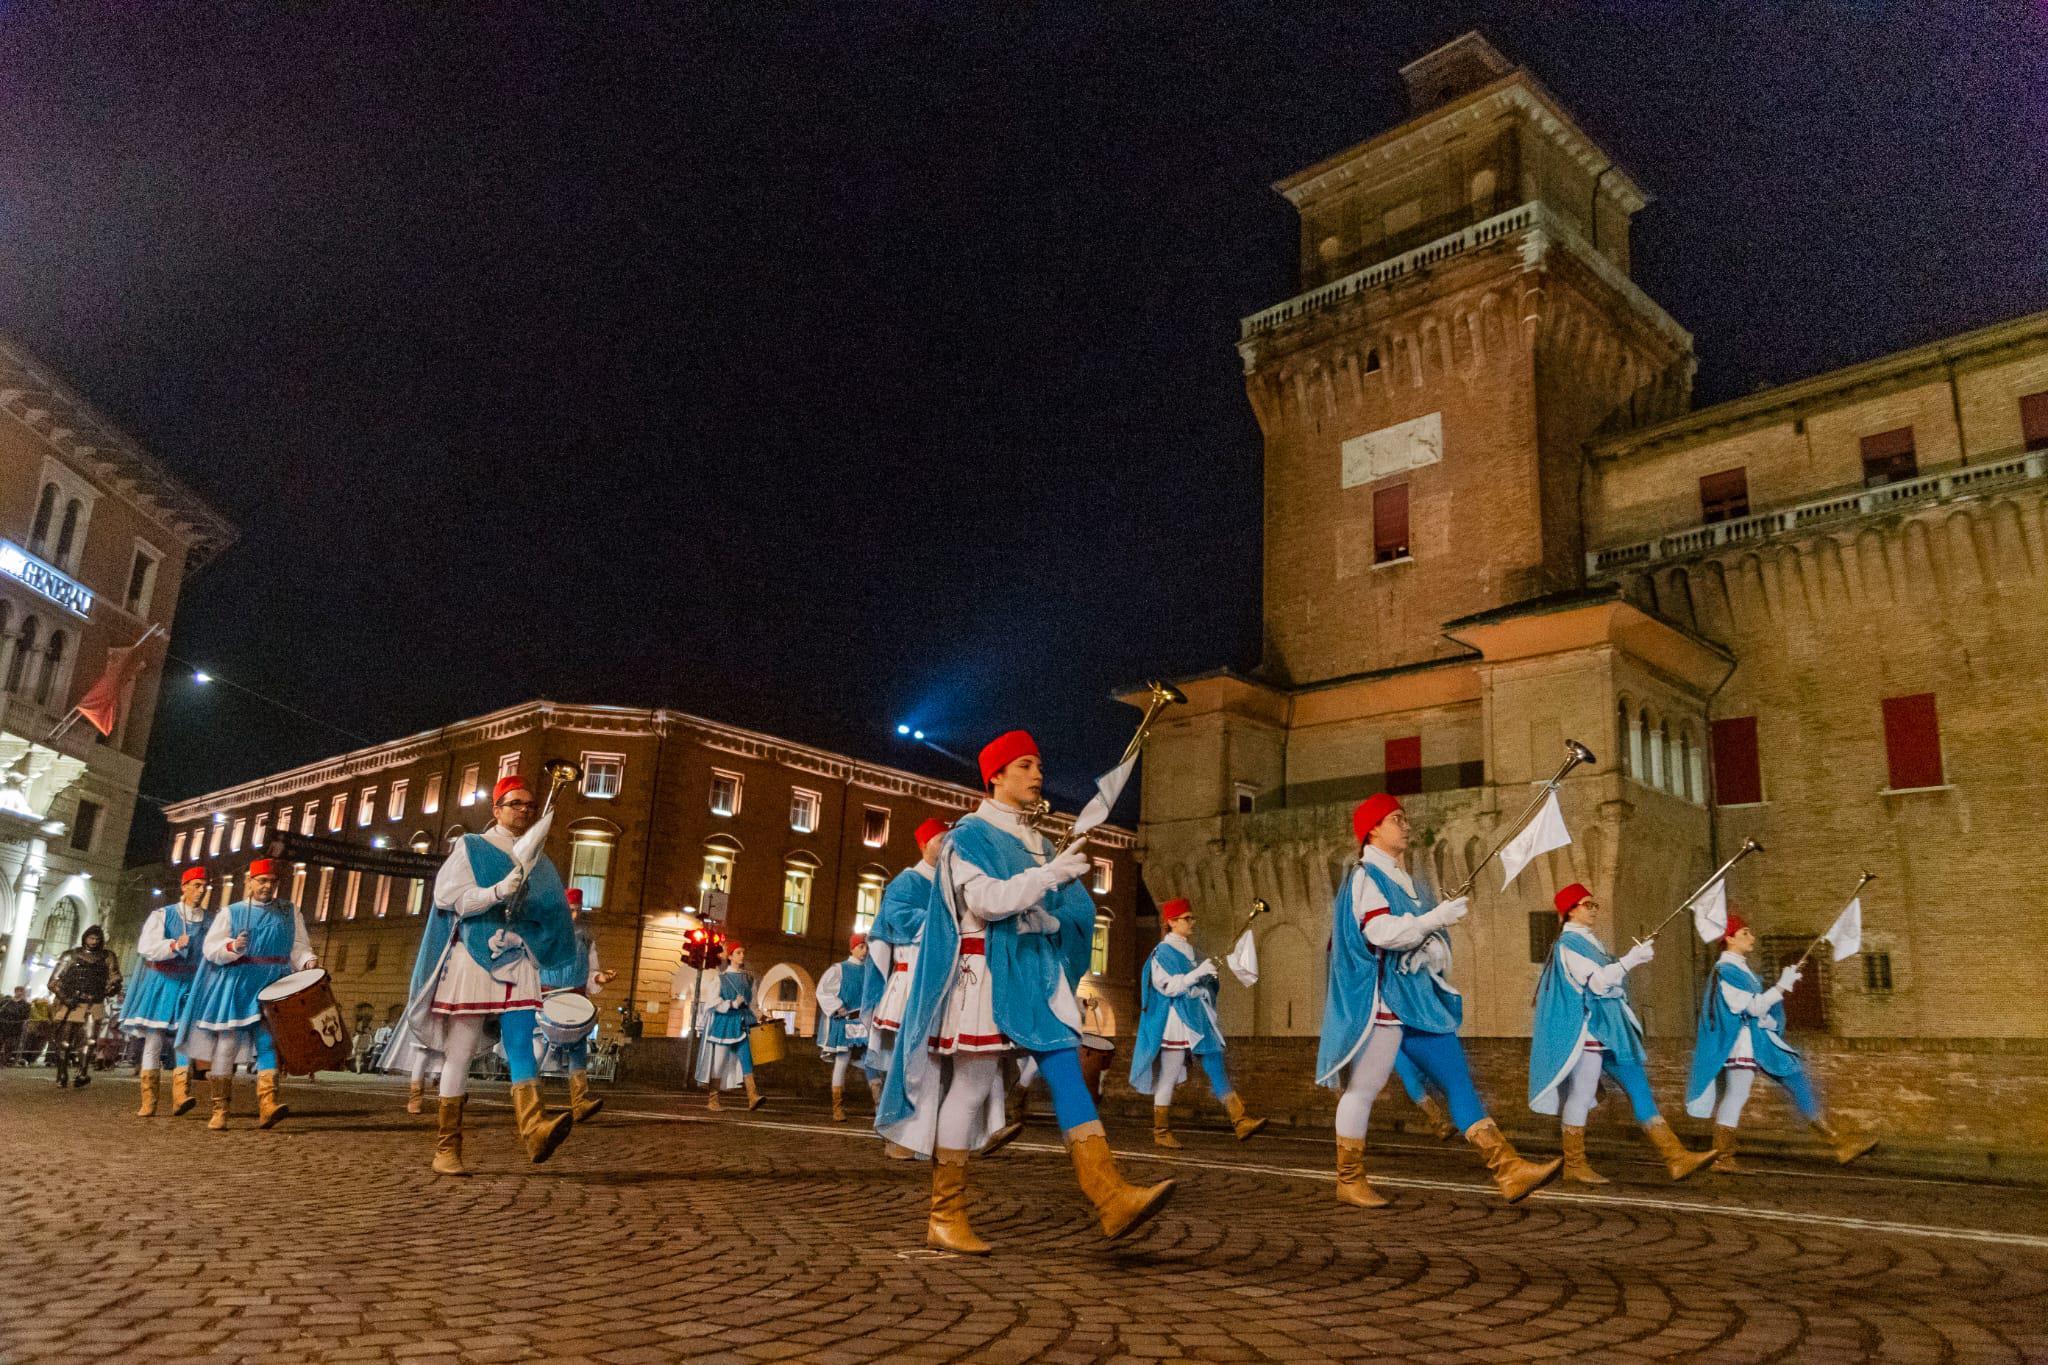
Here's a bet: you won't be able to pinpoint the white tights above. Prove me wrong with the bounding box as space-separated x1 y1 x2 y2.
831 1053 852 1088
1561 1051 1607 1126
936 1053 1001 1151
1152 1050 1187 1107
438 1016 484 1099
1334 1026 1405 1140
139 1031 167 1071
1715 1067 1755 1127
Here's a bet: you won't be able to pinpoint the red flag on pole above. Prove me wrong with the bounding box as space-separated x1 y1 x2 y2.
70 624 162 736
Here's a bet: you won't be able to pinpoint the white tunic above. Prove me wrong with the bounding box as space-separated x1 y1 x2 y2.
933 799 1082 1055
1149 937 1212 1049
1557 924 1632 1055
429 822 543 1013
1715 950 1787 1067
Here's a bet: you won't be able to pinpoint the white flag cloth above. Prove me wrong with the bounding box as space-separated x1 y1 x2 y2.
1825 897 1863 961
1226 928 1259 987
1069 752 1138 842
1498 790 1571 889
1691 877 1728 943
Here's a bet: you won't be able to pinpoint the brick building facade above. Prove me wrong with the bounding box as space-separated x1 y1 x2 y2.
158 702 1145 1047
1133 33 2048 1050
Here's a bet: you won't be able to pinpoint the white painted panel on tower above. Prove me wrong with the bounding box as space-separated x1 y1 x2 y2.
1341 411 1443 488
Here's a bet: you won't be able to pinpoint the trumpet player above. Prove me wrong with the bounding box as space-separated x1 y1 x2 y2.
382 774 579 1175
1529 885 1713 1183
1129 899 1267 1148
1316 793 1561 1207
122 867 214 1118
876 729 1175 1254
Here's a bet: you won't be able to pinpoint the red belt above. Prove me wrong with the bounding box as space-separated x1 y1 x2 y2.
149 962 196 976
959 936 986 955
892 961 910 973
243 956 291 966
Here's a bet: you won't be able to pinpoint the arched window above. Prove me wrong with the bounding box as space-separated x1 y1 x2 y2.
781 850 821 935
1364 347 1382 373
34 630 66 706
1686 730 1706 804
1616 699 1634 777
701 835 741 899
567 817 619 908
853 864 889 935
29 483 59 554
53 498 83 567
6 617 40 693
1648 714 1666 790
443 824 467 848
40 897 81 956
1631 708 1648 783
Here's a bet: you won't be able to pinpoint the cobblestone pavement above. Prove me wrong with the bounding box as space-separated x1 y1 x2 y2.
2 1070 2044 1364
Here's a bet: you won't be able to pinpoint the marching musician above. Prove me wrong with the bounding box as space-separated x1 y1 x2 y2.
382 774 578 1175
1529 884 1713 1183
863 819 948 1157
876 729 1175 1255
48 924 122 1090
176 858 316 1131
1686 911 1877 1171
539 888 614 1123
1128 899 1267 1148
816 933 878 1121
697 942 765 1111
123 867 213 1118
1316 793 1561 1207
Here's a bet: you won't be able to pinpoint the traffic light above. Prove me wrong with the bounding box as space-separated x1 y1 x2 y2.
681 924 729 971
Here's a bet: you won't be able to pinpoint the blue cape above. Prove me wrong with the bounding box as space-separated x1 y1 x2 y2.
1528 927 1645 1114
1128 936 1223 1090
1686 956 1803 1117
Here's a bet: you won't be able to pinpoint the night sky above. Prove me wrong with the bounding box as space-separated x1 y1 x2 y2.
0 3 2040 862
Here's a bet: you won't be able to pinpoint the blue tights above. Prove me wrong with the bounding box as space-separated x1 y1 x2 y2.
501 1009 537 1085
1397 1030 1486 1132
1029 1047 1098 1132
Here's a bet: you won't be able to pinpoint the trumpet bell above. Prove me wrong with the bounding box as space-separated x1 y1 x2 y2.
1150 679 1189 706
1566 739 1597 766
541 758 583 787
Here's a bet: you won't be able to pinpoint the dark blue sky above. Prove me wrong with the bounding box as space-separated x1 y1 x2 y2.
0 3 2039 857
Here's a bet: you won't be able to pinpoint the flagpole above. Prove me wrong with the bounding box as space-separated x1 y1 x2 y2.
1635 838 1765 946
42 623 165 747
1794 871 1876 968
1448 740 1595 898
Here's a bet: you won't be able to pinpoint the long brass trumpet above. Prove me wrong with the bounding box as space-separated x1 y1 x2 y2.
1448 739 1596 898
1206 896 1273 975
1024 679 1188 847
538 757 583 821
1635 838 1766 946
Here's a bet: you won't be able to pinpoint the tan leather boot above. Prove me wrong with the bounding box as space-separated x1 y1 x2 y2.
511 1080 573 1162
170 1066 195 1117
1334 1136 1389 1208
743 1075 764 1111
569 1071 604 1122
1222 1091 1268 1142
925 1148 991 1255
1643 1117 1715 1181
1465 1117 1563 1204
1418 1093 1458 1141
1152 1106 1182 1149
406 1079 425 1115
1560 1125 1609 1184
1710 1123 1743 1173
1810 1117 1878 1166
136 1070 160 1117
255 1070 289 1129
883 1140 916 1161
1064 1122 1176 1240
706 1087 723 1111
831 1086 846 1122
433 1096 469 1177
208 1075 233 1131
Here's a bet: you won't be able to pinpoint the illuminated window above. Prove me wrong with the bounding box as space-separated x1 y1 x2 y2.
277 806 293 837
710 771 742 817
854 867 887 935
700 837 739 897
1091 917 1111 976
251 813 269 847
422 773 443 814
1090 858 1112 894
568 828 614 908
209 821 225 857
290 863 308 907
327 793 347 831
790 788 821 834
219 873 235 906
406 878 426 916
459 764 480 806
315 867 335 921
497 752 520 783
170 831 187 863
229 818 245 853
342 869 362 920
388 781 408 821
357 787 377 827
372 875 392 918
781 855 818 935
581 753 624 799
300 805 318 836
860 807 890 848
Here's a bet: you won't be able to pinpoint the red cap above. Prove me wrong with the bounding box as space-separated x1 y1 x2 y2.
1352 793 1402 846
181 866 209 885
978 729 1039 785
1160 898 1192 924
849 932 866 950
914 817 952 850
1722 912 1747 940
248 858 279 878
493 775 529 804
566 888 584 909
1554 883 1592 918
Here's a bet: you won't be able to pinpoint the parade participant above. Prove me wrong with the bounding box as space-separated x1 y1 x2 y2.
384 892 459 1114
123 868 213 1117
0 986 27 1066
878 729 1175 1255
865 819 948 1157
816 934 877 1121
1317 793 1562 1208
540 888 614 1122
697 943 765 1111
176 859 316 1130
1129 899 1267 1148
382 775 578 1175
1687 913 1876 1171
1530 884 1713 1183
49 925 122 1088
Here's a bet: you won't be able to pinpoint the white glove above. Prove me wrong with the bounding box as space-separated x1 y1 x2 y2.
1420 936 1452 974
1776 965 1802 993
1042 844 1093 888
1428 896 1470 929
491 870 525 900
1193 960 1219 982
487 929 526 956
1016 908 1060 935
1621 941 1656 970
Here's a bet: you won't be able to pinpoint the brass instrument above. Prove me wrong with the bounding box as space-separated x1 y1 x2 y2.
1023 679 1187 853
1793 871 1875 968
1635 838 1766 946
1206 896 1273 974
538 757 583 821
1448 739 1596 898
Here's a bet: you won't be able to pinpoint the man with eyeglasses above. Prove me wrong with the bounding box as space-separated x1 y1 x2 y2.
384 774 579 1175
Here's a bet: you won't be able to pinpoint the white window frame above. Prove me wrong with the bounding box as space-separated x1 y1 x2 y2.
860 805 890 849
781 862 814 935
327 793 347 831
1090 914 1112 977
171 830 187 863
372 875 392 919
251 813 269 848
208 820 225 857
29 458 98 572
357 786 377 827
422 773 443 815
790 788 821 834
460 764 480 806
497 753 520 783
568 829 615 908
315 867 335 921
300 805 319 836
580 752 625 800
709 770 743 818
854 871 886 936
1090 857 1112 894
388 780 408 821
122 540 163 618
342 869 362 920
405 877 426 916
290 863 308 907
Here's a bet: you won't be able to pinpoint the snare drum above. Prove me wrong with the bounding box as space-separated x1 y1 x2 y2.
746 1021 786 1066
1078 1031 1117 1100
256 970 353 1076
538 992 597 1048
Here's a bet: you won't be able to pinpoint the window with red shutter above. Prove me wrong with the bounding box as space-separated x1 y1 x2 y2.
1373 485 1410 563
1385 735 1422 796
2021 391 2048 452
1699 467 1750 524
1860 427 1917 486
1880 693 1944 790
1710 717 1762 805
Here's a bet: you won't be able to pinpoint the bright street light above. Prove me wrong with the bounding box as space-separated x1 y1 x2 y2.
193 670 213 684
896 724 911 735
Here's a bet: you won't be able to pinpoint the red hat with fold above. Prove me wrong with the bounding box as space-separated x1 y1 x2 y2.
181 866 209 885
248 858 279 878
1160 898 1192 924
1722 912 1747 940
978 729 1038 785
566 888 585 909
849 932 867 950
493 775 529 803
915 818 952 849
1351 793 1402 845
1554 883 1592 918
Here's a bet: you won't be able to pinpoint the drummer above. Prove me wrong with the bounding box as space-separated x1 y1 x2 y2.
539 888 615 1122
696 943 765 1111
175 858 318 1132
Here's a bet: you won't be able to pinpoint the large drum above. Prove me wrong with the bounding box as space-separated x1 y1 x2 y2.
256 970 352 1076
538 992 597 1049
746 1021 786 1066
1078 1032 1116 1100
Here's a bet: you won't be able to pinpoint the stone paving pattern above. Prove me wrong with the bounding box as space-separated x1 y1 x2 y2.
1 1071 2044 1363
